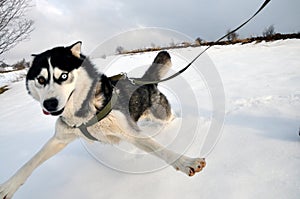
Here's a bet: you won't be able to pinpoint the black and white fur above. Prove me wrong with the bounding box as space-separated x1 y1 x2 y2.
0 42 206 199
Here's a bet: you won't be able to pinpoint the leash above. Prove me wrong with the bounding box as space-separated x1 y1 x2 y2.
130 0 271 85
79 0 271 141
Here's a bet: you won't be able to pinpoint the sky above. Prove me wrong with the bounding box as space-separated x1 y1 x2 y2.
2 0 300 64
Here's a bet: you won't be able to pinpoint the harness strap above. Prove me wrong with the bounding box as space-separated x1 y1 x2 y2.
78 123 98 141
77 73 125 141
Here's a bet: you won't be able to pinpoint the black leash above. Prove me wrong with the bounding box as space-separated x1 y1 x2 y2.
130 0 271 85
79 0 271 141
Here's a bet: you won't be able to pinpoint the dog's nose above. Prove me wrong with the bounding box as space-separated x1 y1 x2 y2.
43 98 59 112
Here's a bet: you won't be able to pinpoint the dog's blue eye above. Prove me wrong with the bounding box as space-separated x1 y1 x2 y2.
60 73 68 81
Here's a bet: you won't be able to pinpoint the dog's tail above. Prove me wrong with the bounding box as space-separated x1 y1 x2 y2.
141 51 172 82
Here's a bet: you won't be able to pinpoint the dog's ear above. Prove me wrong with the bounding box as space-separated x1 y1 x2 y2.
69 41 82 58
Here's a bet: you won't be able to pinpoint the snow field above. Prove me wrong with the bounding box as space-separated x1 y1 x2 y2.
0 39 299 199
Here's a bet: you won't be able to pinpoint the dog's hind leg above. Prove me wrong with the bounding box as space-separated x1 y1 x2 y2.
0 118 76 199
149 91 173 122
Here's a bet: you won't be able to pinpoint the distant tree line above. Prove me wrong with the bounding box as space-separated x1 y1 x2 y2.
224 25 276 42
0 58 30 72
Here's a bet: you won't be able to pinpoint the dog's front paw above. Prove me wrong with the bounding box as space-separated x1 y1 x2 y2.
172 156 206 177
0 181 20 199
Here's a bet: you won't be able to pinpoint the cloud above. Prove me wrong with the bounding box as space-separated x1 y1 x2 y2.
36 0 63 17
2 0 300 63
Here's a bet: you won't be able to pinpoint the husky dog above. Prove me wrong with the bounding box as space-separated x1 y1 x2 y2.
0 42 206 199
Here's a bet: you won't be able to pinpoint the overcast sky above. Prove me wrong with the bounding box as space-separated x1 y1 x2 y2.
3 0 300 63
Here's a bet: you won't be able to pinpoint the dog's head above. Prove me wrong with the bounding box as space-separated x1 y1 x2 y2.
26 41 84 116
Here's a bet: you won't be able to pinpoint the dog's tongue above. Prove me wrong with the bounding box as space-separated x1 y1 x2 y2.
43 110 50 115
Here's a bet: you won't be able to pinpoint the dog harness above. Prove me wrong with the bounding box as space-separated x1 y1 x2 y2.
77 73 126 141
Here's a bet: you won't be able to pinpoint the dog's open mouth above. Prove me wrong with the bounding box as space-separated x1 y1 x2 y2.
43 108 64 116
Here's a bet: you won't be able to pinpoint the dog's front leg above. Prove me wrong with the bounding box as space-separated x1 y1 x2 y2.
0 119 76 199
123 134 206 177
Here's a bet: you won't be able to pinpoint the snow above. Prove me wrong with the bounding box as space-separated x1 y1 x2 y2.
0 69 27 87
0 39 300 199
